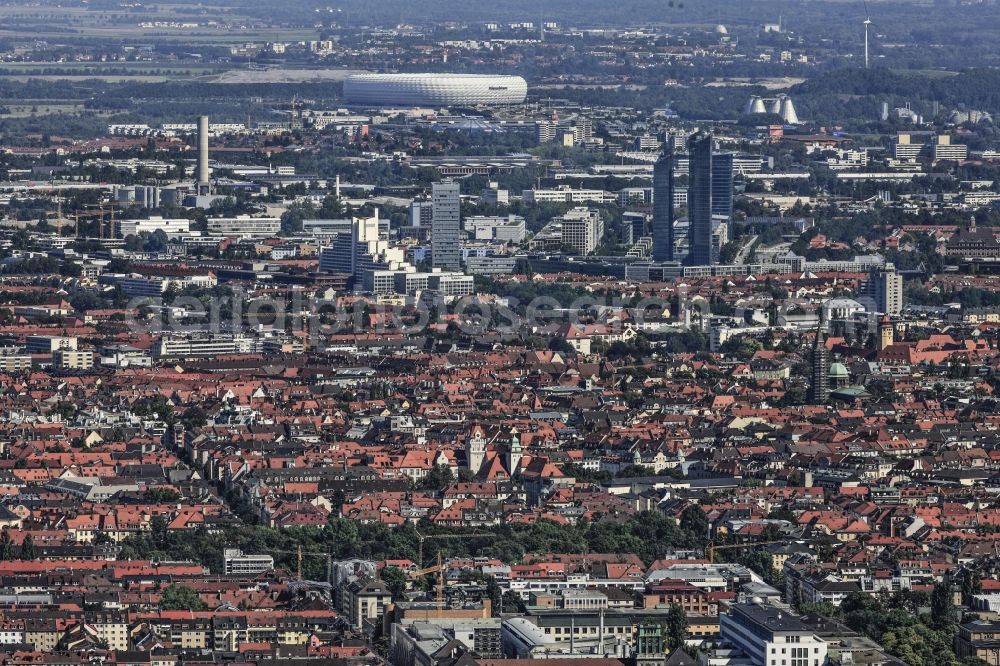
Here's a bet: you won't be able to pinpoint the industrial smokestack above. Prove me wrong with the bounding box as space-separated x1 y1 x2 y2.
197 115 210 193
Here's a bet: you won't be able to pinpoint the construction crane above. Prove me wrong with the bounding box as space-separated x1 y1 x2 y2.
707 540 786 563
409 531 504 617
55 196 63 237
40 188 64 236
269 547 333 583
289 95 303 132
79 202 117 240
411 551 446 618
414 529 492 567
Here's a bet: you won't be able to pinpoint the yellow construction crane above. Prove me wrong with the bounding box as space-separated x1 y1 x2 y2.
411 552 446 618
80 203 117 240
707 540 785 563
269 547 333 582
38 187 65 236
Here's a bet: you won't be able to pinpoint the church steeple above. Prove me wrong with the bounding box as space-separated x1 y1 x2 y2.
467 423 486 475
879 314 894 351
507 428 522 476
809 325 830 404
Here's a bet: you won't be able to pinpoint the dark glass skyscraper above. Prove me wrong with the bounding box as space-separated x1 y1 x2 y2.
686 133 714 266
652 141 674 262
711 152 734 220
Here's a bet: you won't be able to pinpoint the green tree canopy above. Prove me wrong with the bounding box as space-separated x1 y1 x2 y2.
160 584 208 611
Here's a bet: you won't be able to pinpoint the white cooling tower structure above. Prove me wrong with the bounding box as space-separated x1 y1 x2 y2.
746 96 768 114
780 97 800 124
743 94 801 123
197 115 210 195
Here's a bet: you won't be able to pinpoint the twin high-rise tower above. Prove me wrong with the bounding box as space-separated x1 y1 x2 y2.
652 142 675 262
651 132 733 265
687 133 715 266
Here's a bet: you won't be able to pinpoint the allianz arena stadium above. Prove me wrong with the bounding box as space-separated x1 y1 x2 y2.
342 73 528 106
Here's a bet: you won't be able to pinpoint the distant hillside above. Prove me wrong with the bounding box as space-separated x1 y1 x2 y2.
791 68 1000 121
53 0 866 27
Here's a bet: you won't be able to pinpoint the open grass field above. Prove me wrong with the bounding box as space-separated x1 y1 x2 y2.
0 4 319 44
0 62 237 83
0 61 360 85
210 68 365 84
0 27 321 44
706 77 806 90
2 103 86 117
0 75 178 82
890 68 961 78
0 63 223 72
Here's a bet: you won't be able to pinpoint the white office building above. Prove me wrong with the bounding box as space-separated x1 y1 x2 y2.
118 217 191 239
465 256 517 275
0 351 31 373
316 212 468 297
223 548 275 575
863 263 903 315
720 603 827 666
318 213 410 287
362 268 473 297
53 349 94 370
522 186 615 204
26 336 77 354
560 208 605 255
466 215 526 243
101 274 170 298
933 134 968 161
99 273 217 298
205 216 281 239
302 218 355 240
429 273 475 295
154 335 256 359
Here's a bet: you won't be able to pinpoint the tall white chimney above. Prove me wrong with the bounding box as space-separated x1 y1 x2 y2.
197 115 210 194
